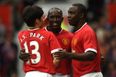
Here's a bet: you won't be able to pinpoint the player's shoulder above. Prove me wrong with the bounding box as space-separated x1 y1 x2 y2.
82 23 94 33
84 23 93 30
18 30 27 36
41 28 55 36
18 30 27 37
82 23 96 36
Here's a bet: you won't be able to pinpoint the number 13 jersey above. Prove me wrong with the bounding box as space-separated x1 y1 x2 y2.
18 28 62 74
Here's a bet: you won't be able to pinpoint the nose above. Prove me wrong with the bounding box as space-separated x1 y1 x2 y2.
53 17 58 21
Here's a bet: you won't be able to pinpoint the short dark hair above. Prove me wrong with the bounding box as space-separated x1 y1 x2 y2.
72 3 87 18
47 7 63 17
23 5 44 27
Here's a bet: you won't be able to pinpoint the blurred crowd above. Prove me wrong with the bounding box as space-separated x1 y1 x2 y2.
0 0 116 77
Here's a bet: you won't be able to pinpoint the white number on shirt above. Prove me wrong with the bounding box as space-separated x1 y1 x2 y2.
24 41 41 64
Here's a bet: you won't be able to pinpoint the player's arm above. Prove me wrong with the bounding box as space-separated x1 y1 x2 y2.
53 56 60 67
71 51 96 61
51 49 64 67
69 29 96 61
53 50 96 61
49 32 63 67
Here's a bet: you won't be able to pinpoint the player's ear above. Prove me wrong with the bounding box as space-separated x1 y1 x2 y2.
35 19 40 25
35 18 43 27
36 18 43 23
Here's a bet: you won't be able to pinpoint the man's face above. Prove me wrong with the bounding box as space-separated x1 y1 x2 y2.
48 10 63 30
68 6 81 26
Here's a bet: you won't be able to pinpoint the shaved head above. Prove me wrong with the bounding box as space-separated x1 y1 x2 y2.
47 7 63 34
48 7 62 16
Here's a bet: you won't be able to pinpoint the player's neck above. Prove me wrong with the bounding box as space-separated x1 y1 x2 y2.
77 20 86 30
28 26 40 30
72 20 86 32
47 26 61 34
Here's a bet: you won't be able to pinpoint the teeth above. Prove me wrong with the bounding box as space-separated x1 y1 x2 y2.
53 23 57 25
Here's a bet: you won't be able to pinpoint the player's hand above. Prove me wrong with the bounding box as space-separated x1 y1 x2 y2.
19 49 31 61
53 58 60 68
101 55 105 64
53 50 69 59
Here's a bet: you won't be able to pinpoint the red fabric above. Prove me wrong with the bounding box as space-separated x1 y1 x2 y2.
71 23 101 77
43 28 73 74
55 30 73 74
107 3 116 25
0 5 13 31
18 29 61 74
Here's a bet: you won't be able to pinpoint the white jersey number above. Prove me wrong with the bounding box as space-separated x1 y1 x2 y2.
24 41 41 64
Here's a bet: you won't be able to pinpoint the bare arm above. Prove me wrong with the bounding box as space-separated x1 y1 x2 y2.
67 51 96 61
54 50 96 61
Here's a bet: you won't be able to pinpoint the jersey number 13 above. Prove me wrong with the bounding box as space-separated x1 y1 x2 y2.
24 41 41 64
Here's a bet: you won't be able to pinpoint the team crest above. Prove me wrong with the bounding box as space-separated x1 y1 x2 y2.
62 38 68 45
72 38 77 46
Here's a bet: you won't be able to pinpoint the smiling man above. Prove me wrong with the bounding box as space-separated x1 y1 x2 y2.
44 7 73 77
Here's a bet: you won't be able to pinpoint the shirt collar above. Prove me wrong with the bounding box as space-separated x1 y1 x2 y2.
75 22 87 33
28 28 40 31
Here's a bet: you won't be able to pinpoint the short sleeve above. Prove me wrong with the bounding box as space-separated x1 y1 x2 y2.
83 30 97 53
49 32 62 54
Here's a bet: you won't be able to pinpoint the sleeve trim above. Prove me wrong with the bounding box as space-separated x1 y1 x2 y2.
85 48 97 53
51 48 63 54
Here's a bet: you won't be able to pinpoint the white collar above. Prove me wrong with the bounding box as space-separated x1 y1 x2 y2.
75 22 87 33
28 28 40 31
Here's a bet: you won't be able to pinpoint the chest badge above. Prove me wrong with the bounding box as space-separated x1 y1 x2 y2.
62 38 68 46
72 38 78 46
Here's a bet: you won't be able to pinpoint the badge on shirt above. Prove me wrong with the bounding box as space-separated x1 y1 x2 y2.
72 38 78 46
62 38 68 46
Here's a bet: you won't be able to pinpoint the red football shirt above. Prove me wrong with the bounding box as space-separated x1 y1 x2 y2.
44 27 73 75
18 28 62 74
71 23 101 77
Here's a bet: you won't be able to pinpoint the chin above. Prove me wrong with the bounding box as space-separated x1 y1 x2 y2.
52 27 58 29
69 23 75 27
